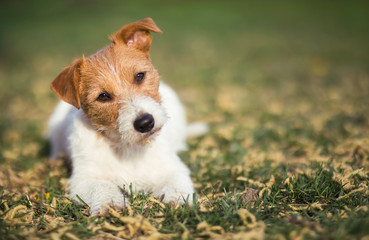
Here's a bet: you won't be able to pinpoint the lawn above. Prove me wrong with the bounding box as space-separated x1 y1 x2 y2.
1 1 369 239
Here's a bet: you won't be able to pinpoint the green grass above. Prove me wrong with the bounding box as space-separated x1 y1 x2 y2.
1 0 369 239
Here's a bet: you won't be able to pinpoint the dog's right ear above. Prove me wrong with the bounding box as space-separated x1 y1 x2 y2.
111 18 162 55
50 58 84 109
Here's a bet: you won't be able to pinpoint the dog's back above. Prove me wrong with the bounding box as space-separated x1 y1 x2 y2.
48 101 76 160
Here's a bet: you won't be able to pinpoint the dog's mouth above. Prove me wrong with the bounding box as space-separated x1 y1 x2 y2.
140 125 162 141
133 131 160 147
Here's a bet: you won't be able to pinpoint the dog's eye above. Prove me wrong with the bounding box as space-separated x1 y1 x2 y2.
97 93 112 102
134 72 145 84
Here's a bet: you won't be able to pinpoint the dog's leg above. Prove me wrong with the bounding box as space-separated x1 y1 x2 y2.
154 172 195 206
69 176 128 216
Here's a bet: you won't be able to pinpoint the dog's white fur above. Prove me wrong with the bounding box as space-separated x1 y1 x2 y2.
48 82 205 215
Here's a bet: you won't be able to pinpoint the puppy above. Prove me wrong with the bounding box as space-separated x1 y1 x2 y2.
48 18 206 215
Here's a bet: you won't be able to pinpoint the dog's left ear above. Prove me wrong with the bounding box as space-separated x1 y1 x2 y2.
50 57 85 109
111 18 162 54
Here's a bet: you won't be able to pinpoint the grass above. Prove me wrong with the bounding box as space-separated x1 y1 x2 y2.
1 0 369 239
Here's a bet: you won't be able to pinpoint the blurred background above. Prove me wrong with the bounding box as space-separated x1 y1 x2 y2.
0 0 369 169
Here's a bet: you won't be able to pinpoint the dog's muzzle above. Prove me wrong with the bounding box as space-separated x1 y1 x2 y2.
117 95 167 145
134 113 155 133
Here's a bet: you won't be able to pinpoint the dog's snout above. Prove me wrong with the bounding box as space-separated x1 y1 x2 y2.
134 113 155 133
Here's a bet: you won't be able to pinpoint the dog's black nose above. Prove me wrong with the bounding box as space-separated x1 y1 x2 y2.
134 114 155 133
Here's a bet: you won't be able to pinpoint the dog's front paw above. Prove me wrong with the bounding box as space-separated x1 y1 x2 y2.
70 180 130 216
159 186 194 206
89 196 130 216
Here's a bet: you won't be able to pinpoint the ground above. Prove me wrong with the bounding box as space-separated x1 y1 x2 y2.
0 1 369 239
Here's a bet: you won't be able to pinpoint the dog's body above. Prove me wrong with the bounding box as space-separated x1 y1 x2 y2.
48 18 205 215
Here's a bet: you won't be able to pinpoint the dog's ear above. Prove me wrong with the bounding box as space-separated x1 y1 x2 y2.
50 57 85 109
111 17 162 54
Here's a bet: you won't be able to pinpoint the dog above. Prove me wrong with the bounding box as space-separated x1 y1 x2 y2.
48 18 207 215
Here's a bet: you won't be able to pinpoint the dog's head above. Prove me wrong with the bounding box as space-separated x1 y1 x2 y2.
51 18 167 146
